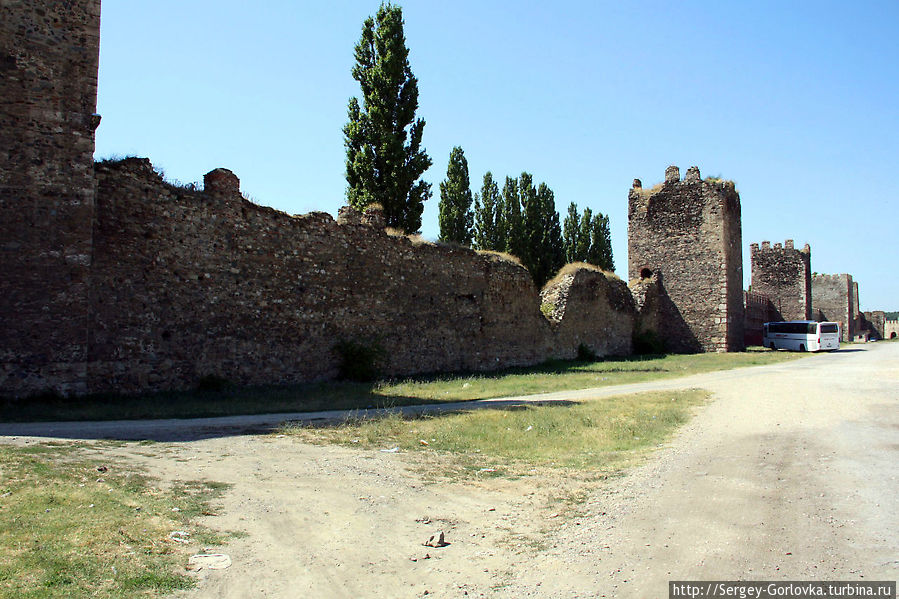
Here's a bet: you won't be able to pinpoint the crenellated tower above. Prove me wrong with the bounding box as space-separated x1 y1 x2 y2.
749 239 812 321
628 165 744 352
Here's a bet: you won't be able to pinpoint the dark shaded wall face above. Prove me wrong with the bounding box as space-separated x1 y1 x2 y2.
0 1 102 396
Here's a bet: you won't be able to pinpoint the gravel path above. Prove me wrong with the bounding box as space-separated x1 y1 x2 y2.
2 344 896 597
500 343 899 597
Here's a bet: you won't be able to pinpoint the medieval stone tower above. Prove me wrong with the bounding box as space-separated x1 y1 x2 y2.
0 1 101 395
749 240 812 321
628 166 745 352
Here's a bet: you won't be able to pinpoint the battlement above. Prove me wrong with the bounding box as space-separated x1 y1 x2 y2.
751 240 811 255
628 165 739 225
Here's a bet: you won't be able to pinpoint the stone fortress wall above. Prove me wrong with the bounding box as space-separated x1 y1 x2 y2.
0 0 735 399
858 311 899 341
627 166 745 353
1 0 891 399
886 320 899 340
4 153 639 397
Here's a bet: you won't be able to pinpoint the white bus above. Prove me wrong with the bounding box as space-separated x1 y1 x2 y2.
763 321 840 352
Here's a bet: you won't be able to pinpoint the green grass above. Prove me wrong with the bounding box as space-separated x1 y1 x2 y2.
377 349 799 402
0 443 231 598
1 349 803 423
284 389 709 475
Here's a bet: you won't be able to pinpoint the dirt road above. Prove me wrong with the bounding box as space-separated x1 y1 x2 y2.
4 344 897 597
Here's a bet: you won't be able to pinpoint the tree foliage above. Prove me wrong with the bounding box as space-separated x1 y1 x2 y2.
500 176 526 259
518 176 565 288
472 172 567 286
473 172 503 251
343 2 432 233
438 146 473 245
562 202 614 271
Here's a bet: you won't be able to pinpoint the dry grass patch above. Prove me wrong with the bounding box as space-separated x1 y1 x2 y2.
0 442 233 598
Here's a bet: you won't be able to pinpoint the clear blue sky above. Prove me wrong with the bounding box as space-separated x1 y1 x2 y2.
94 1 898 312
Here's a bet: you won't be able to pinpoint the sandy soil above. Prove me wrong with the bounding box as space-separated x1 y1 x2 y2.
3 343 897 598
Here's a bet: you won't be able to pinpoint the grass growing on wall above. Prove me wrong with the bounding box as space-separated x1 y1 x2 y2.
2 350 804 423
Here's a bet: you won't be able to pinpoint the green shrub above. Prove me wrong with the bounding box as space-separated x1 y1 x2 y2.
196 374 230 392
335 340 386 382
576 343 597 362
632 329 664 355
540 301 556 318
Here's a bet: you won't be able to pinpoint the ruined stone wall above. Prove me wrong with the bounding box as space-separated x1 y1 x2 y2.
1 0 747 398
83 159 560 393
861 311 886 339
812 274 855 342
628 166 744 352
0 0 102 396
749 240 811 321
540 265 635 358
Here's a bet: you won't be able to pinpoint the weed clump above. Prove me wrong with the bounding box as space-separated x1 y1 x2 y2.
633 330 664 355
336 340 386 382
196 374 230 392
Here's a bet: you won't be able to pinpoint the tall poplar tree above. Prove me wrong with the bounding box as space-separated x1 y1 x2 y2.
438 146 473 245
562 202 581 263
473 172 502 251
587 211 614 271
343 3 432 233
514 174 563 287
500 176 524 258
562 201 615 271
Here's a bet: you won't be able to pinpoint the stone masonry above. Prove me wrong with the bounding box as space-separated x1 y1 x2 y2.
628 166 745 352
886 320 899 340
0 0 102 397
749 240 812 321
539 264 635 358
812 274 856 342
1 153 648 397
860 311 886 339
84 158 562 392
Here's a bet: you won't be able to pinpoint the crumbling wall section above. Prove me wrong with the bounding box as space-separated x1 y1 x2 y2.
861 311 886 339
0 0 101 396
749 240 811 321
627 166 744 352
812 273 855 342
540 265 635 358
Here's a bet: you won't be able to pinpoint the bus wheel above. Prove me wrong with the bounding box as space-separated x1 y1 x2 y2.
799 344 806 352
769 342 776 350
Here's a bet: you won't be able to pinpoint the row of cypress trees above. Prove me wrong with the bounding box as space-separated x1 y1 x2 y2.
341 3 612 288
438 147 614 287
